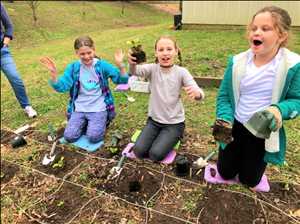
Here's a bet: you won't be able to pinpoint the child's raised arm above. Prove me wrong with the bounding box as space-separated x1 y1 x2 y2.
127 49 137 75
114 49 126 75
40 57 58 82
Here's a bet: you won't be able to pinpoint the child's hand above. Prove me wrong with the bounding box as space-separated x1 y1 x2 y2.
127 49 137 65
114 49 124 66
40 57 58 82
183 86 202 100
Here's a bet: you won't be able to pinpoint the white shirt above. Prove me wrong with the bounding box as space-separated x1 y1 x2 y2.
235 49 283 123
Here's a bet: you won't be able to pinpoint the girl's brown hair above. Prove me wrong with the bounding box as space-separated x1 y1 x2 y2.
154 36 182 66
74 36 95 50
74 36 100 59
247 6 292 47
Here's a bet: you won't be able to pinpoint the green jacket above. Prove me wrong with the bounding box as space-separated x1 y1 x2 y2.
216 48 300 165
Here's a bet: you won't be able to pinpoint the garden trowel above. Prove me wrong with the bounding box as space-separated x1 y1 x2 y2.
42 140 58 166
107 145 134 180
193 149 217 169
107 155 127 180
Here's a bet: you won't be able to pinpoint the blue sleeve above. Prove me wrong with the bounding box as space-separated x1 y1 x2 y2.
216 57 235 124
48 63 75 93
1 3 13 39
101 60 129 84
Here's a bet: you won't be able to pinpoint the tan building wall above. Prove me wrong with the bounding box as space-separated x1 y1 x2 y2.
182 1 300 27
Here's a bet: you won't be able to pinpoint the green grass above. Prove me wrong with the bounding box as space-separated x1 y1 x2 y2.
1 1 299 185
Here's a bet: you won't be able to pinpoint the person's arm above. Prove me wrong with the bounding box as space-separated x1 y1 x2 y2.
114 49 127 76
216 57 235 124
101 60 128 85
127 49 152 79
1 3 14 47
40 57 75 92
181 67 204 101
271 64 300 122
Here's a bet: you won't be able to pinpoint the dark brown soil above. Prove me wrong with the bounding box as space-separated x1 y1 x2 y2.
1 129 17 145
27 182 95 224
195 185 264 224
195 184 300 224
152 176 203 223
32 145 86 178
1 160 19 183
256 182 300 223
92 162 162 205
2 126 299 223
72 196 146 224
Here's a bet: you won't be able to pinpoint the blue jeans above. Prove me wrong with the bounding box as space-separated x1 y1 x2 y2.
1 46 30 108
64 111 108 143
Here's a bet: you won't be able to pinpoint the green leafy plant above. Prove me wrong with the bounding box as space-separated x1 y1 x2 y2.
52 156 65 169
126 38 141 49
127 38 146 64
109 147 119 155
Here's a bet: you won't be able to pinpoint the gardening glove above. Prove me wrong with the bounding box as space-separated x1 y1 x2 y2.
265 106 282 131
212 119 233 144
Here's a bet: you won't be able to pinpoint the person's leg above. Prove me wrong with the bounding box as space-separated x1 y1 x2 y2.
1 47 30 108
239 125 267 187
148 122 185 162
64 112 86 143
217 120 242 180
85 111 108 143
133 117 160 159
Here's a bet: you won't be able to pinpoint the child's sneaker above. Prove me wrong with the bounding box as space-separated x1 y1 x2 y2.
24 106 37 118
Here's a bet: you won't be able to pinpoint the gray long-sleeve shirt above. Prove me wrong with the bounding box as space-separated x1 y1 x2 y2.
134 63 203 124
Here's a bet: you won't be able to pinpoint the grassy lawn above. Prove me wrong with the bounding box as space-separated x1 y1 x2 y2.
1 1 300 223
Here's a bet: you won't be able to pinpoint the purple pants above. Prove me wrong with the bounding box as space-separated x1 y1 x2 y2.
64 111 107 143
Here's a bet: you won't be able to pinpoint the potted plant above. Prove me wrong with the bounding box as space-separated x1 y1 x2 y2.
127 38 146 64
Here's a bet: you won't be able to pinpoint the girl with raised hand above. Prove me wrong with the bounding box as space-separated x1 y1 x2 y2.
40 36 128 144
128 35 205 162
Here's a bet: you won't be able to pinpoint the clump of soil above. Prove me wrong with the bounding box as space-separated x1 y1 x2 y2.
1 160 19 183
1 129 17 145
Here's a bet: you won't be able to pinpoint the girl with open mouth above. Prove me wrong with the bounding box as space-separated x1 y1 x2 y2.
210 6 300 192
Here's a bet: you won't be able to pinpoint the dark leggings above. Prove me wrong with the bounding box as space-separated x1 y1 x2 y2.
217 119 267 187
133 117 185 162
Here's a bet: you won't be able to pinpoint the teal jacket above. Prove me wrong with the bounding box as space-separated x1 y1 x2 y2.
49 59 128 124
216 48 300 165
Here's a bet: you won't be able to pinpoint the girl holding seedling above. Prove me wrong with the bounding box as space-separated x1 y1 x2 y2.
128 35 205 162
40 36 128 143
212 6 300 191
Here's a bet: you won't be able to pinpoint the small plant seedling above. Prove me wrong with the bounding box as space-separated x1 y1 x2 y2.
79 172 88 182
127 38 146 64
52 156 65 169
109 147 119 155
57 200 65 207
0 171 5 179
